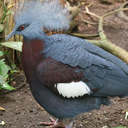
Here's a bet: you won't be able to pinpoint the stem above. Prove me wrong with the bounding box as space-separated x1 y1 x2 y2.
0 1 7 24
85 6 100 19
0 1 6 14
117 1 128 22
71 33 99 38
103 8 128 18
83 5 128 64
98 17 107 40
98 8 128 40
85 39 102 47
82 19 98 25
70 6 79 20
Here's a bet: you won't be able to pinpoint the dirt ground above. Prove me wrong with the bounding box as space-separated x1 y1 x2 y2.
1 0 128 128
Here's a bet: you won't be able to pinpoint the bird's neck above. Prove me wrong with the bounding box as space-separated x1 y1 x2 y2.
22 38 44 81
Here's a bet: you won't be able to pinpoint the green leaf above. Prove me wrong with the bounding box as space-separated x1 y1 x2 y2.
0 75 6 85
7 10 14 15
0 51 4 57
0 24 4 32
1 42 22 52
0 59 11 79
0 1 6 15
0 51 8 57
1 83 15 90
0 75 15 90
10 70 18 74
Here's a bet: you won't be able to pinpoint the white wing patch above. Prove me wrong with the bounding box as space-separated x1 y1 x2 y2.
55 81 91 98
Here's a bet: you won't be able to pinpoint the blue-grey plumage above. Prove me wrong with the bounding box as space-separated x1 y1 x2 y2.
43 34 128 97
47 34 128 73
6 0 128 127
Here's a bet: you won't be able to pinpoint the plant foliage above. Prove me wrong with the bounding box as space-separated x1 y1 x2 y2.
0 51 15 90
0 1 14 24
1 41 22 52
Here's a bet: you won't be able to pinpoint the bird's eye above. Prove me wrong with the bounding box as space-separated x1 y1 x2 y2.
20 25 25 30
17 24 29 31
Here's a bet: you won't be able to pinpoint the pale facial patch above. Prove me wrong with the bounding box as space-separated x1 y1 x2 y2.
54 81 91 98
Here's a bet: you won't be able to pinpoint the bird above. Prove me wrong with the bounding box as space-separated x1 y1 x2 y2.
6 0 128 127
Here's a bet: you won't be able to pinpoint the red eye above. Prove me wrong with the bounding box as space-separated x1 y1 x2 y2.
20 25 25 30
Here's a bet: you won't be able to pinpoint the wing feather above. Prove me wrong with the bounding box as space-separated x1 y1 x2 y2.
44 34 128 74
38 34 128 97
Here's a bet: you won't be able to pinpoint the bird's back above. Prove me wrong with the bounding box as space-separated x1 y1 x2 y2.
43 34 128 97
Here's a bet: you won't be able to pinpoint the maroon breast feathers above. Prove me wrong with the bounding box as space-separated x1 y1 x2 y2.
37 57 91 98
37 57 85 87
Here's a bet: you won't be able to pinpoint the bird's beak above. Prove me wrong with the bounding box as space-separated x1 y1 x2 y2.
6 30 16 40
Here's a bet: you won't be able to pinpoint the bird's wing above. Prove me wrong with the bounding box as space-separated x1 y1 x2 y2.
44 34 128 74
37 34 128 98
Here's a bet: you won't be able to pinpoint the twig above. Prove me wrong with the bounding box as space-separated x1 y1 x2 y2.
82 19 98 25
79 13 98 25
85 6 100 19
65 3 79 33
102 8 128 18
0 3 14 24
80 14 117 29
83 5 128 64
117 1 128 22
85 39 102 46
99 8 128 39
70 6 80 20
70 33 99 38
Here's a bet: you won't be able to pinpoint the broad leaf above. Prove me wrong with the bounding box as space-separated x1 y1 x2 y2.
0 75 15 90
1 83 15 90
0 75 6 85
1 42 22 52
0 59 11 79
0 51 8 57
0 51 4 57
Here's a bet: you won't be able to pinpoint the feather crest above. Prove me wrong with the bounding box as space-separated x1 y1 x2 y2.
14 0 70 31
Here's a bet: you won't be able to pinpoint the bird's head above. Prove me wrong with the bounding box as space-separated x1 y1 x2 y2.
6 0 70 40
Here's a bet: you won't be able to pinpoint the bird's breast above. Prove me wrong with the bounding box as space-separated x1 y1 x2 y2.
22 39 44 79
